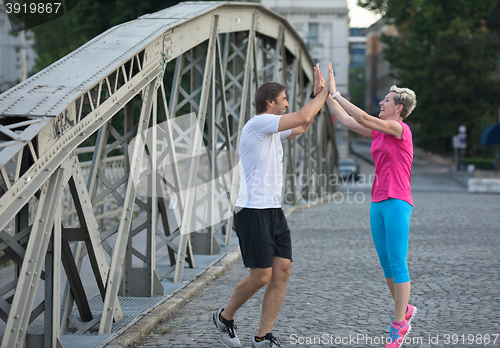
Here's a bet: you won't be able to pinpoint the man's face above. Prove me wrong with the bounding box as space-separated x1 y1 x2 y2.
268 90 289 115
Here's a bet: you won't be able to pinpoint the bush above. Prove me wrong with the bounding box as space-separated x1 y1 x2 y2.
462 157 495 170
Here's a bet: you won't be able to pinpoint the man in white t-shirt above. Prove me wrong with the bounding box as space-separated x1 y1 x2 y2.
213 65 330 348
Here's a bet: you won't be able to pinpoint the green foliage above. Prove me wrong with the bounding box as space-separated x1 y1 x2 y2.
349 66 365 110
358 0 500 155
463 157 495 170
357 0 387 15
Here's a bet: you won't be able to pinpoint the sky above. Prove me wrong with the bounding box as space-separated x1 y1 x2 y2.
346 0 382 28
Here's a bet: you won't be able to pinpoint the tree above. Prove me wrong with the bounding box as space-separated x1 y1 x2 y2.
358 0 500 154
349 66 365 111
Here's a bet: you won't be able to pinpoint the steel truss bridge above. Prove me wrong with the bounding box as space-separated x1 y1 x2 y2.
0 2 338 347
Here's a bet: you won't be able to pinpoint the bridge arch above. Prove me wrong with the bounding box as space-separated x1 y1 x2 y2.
0 2 338 346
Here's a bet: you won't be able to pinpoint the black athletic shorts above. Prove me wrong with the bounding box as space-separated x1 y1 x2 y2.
233 207 292 268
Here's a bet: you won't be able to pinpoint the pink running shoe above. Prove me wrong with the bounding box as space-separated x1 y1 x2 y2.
405 304 417 323
385 321 411 348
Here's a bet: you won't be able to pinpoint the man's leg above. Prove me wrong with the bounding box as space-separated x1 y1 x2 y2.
214 267 272 348
257 256 291 337
223 208 274 320
222 267 272 320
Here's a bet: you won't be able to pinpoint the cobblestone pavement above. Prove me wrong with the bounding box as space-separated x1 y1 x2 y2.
133 180 500 347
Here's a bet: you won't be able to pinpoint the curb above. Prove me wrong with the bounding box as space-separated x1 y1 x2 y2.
104 250 242 348
103 193 341 347
447 172 471 189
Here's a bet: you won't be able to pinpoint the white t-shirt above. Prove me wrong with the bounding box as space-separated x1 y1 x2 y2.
235 114 292 208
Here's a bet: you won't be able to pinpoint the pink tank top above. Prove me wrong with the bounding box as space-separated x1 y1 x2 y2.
371 121 413 206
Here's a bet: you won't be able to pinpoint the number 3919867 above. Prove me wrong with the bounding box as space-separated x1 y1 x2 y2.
5 2 62 14
443 334 499 345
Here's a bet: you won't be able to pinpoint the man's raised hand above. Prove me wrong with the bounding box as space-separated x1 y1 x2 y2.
313 63 324 96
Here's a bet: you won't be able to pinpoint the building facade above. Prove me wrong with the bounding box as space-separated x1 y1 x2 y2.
0 4 36 92
348 27 366 70
261 0 350 96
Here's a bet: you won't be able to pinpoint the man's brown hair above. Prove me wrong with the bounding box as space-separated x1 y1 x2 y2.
255 82 287 114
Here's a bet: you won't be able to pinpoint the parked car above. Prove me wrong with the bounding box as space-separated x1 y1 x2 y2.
339 158 360 181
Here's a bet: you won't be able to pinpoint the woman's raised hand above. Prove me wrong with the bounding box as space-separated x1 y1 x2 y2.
328 62 337 95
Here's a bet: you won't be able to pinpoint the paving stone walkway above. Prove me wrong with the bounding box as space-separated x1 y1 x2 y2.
132 191 500 348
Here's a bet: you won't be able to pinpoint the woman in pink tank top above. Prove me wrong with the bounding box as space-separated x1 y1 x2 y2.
313 63 418 348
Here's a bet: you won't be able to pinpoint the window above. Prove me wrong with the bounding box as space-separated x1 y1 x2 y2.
308 23 319 44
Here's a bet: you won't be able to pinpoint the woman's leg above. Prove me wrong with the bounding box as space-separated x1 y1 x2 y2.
383 199 413 323
385 277 395 300
393 282 411 322
370 202 393 280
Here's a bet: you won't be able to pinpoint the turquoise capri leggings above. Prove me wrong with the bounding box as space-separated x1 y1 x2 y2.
370 198 413 283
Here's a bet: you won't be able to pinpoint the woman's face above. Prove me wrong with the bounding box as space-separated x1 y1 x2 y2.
379 92 401 120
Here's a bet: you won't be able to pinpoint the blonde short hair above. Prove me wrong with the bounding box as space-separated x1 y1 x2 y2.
390 85 416 119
